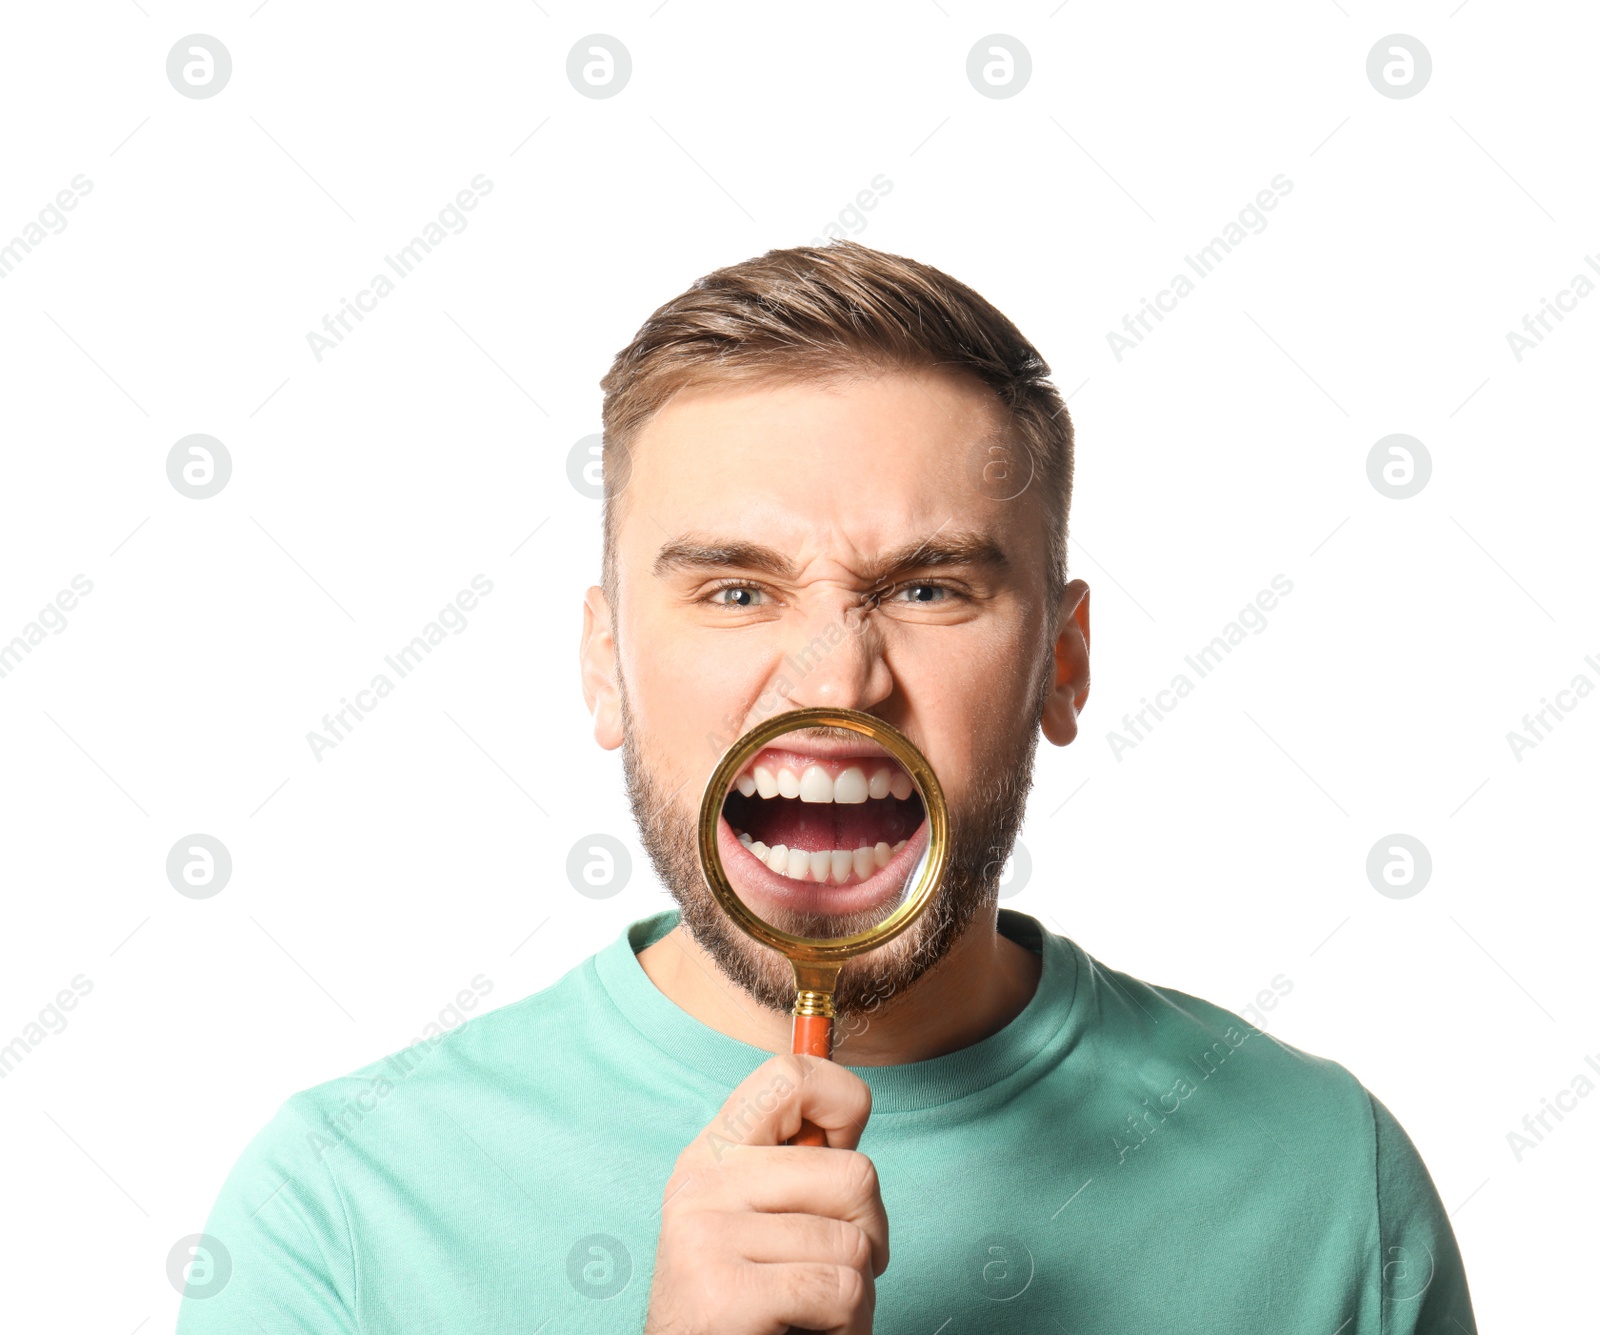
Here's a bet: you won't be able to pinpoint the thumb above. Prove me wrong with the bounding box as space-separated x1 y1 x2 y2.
697 1053 872 1158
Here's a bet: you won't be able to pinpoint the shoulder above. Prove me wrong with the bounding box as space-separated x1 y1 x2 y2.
1054 932 1378 1153
278 926 634 1161
1055 936 1477 1325
178 935 630 1324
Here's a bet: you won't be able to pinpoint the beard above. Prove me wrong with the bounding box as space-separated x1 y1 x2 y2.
618 664 1050 1024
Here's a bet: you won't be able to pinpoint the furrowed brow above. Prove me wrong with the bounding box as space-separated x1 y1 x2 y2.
653 538 798 580
866 531 1010 585
651 530 1009 586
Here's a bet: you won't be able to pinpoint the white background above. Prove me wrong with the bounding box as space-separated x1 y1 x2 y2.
1 2 1595 1330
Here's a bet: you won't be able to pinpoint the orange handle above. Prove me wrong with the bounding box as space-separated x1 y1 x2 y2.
788 1012 833 1147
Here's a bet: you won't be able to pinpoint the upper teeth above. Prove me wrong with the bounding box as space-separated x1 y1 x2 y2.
740 763 910 804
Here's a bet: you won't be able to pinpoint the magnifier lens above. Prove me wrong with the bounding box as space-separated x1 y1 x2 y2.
713 724 934 944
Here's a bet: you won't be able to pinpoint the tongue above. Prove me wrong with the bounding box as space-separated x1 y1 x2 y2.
745 796 922 853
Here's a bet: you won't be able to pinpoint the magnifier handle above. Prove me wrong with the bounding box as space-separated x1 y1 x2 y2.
788 1013 833 1147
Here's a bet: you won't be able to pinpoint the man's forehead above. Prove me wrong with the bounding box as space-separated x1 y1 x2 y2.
619 370 1020 570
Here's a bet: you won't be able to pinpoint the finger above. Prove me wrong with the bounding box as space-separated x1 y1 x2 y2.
692 1053 872 1155
684 1147 889 1276
712 1211 874 1273
740 1260 873 1335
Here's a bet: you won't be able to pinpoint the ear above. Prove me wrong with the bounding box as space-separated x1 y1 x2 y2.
580 585 624 751
1041 579 1090 747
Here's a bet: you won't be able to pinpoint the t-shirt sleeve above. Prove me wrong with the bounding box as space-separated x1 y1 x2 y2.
1367 1089 1478 1335
175 1095 360 1334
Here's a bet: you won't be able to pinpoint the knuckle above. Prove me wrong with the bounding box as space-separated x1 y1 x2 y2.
835 1220 872 1272
830 1262 869 1312
837 1149 880 1202
784 1052 821 1095
834 1066 873 1116
789 1262 862 1323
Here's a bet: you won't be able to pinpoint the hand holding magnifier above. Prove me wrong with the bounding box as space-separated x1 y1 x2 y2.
697 707 949 1146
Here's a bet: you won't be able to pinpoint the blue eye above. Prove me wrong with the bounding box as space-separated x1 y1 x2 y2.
711 585 764 608
896 584 946 603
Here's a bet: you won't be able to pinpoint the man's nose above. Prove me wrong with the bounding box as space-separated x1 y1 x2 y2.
778 604 893 712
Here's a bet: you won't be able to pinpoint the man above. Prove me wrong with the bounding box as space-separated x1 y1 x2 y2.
178 242 1476 1333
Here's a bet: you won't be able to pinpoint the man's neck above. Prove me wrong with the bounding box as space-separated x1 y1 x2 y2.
634 908 1044 1065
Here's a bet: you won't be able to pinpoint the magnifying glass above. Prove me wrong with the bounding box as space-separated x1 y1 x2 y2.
697 706 950 1146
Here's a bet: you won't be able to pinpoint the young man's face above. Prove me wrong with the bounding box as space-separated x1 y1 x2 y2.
582 366 1087 1013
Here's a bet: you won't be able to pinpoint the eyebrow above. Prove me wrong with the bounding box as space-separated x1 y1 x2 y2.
653 529 1010 586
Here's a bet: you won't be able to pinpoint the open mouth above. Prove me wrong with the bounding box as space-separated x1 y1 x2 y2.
719 744 929 921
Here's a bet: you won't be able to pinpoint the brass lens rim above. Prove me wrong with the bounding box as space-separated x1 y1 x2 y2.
696 706 950 964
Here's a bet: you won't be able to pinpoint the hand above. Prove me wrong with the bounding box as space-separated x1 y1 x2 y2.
644 1052 888 1335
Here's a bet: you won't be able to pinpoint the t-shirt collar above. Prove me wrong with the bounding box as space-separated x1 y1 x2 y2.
591 907 1081 1116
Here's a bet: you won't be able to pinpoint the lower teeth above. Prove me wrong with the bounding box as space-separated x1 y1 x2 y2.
734 831 907 884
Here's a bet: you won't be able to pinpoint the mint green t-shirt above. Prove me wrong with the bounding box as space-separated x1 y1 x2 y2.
176 910 1476 1333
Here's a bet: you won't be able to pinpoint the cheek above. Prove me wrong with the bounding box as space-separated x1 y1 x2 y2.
894 616 1038 710
892 621 1040 793
634 607 764 689
622 609 769 750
